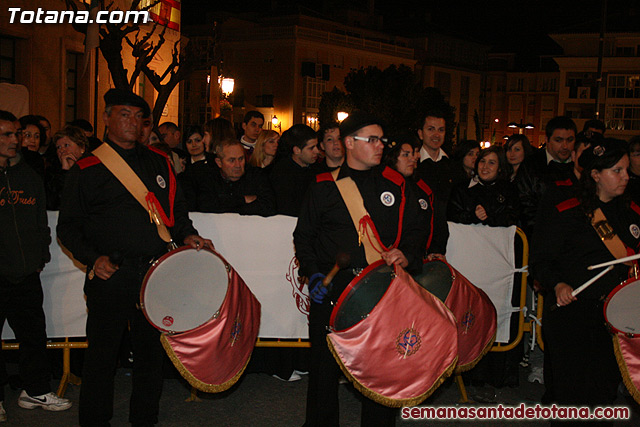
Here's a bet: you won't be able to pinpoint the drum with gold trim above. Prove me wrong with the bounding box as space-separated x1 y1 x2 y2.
141 246 229 333
141 246 261 393
328 260 458 407
413 259 497 372
604 278 640 337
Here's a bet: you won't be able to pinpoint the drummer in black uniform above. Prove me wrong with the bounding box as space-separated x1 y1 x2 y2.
57 89 213 426
530 138 640 418
294 111 427 426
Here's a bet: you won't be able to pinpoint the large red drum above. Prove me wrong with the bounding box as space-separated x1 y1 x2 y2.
413 259 497 372
141 247 229 333
604 277 640 337
606 277 640 404
328 261 458 407
141 246 261 392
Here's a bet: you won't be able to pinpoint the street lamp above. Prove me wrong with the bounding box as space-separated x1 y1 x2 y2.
271 115 281 132
337 111 349 122
218 76 235 97
507 120 535 134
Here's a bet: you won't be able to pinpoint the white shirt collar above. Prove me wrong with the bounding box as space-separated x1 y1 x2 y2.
240 135 256 148
545 149 570 165
420 146 448 162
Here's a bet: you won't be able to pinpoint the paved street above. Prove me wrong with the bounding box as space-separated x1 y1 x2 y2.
2 361 638 426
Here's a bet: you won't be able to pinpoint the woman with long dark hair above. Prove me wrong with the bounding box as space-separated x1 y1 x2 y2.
504 134 533 181
447 146 519 227
531 138 639 416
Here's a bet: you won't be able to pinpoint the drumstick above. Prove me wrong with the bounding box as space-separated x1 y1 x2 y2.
587 253 640 270
551 265 614 311
323 252 351 287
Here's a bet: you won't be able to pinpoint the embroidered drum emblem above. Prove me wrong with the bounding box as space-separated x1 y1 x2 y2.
156 175 166 189
162 316 174 327
380 191 395 207
461 310 475 334
419 198 429 210
230 316 242 346
630 224 640 239
395 327 422 357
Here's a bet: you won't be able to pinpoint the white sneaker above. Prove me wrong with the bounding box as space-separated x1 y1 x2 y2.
272 372 302 382
528 366 544 384
17 391 72 411
0 401 6 422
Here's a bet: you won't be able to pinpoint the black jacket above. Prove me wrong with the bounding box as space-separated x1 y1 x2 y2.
0 156 50 283
530 186 640 305
447 178 520 227
416 155 458 204
294 164 426 299
270 157 316 217
180 161 275 216
57 140 197 268
514 148 575 234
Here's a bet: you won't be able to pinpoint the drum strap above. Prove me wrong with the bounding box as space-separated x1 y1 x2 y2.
93 143 172 243
331 169 383 264
591 208 631 264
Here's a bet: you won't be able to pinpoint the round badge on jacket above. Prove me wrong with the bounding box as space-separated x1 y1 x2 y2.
380 191 395 207
630 224 640 239
156 175 166 189
419 198 429 210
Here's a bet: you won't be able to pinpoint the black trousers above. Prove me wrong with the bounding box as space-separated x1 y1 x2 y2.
79 264 164 427
543 299 620 427
0 272 51 401
305 300 396 427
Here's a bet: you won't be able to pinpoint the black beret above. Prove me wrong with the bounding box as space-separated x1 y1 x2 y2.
104 88 151 117
339 110 384 138
578 138 627 172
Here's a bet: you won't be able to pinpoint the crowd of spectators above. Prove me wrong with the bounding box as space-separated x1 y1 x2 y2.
2 99 639 424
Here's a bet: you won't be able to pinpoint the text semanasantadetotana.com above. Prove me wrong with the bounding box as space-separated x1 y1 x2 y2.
401 404 630 420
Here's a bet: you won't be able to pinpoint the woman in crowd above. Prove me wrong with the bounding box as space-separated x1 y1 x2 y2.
249 130 280 170
504 134 533 182
19 115 46 177
45 126 87 209
530 139 637 419
203 117 236 154
447 146 519 227
183 125 214 170
384 133 448 256
451 139 481 185
383 137 419 179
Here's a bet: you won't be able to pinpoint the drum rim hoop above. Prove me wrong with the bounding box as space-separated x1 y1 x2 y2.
603 277 639 336
329 259 394 331
140 246 230 333
421 258 454 274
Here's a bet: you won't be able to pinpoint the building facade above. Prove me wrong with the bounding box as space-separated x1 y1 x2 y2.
0 0 181 136
551 31 640 140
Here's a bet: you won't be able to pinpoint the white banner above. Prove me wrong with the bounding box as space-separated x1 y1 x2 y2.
446 222 518 343
2 212 310 340
3 215 523 343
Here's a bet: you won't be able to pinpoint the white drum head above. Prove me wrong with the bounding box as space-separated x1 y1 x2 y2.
142 248 229 333
605 280 640 336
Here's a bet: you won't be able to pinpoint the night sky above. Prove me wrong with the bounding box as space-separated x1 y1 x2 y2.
182 0 636 42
